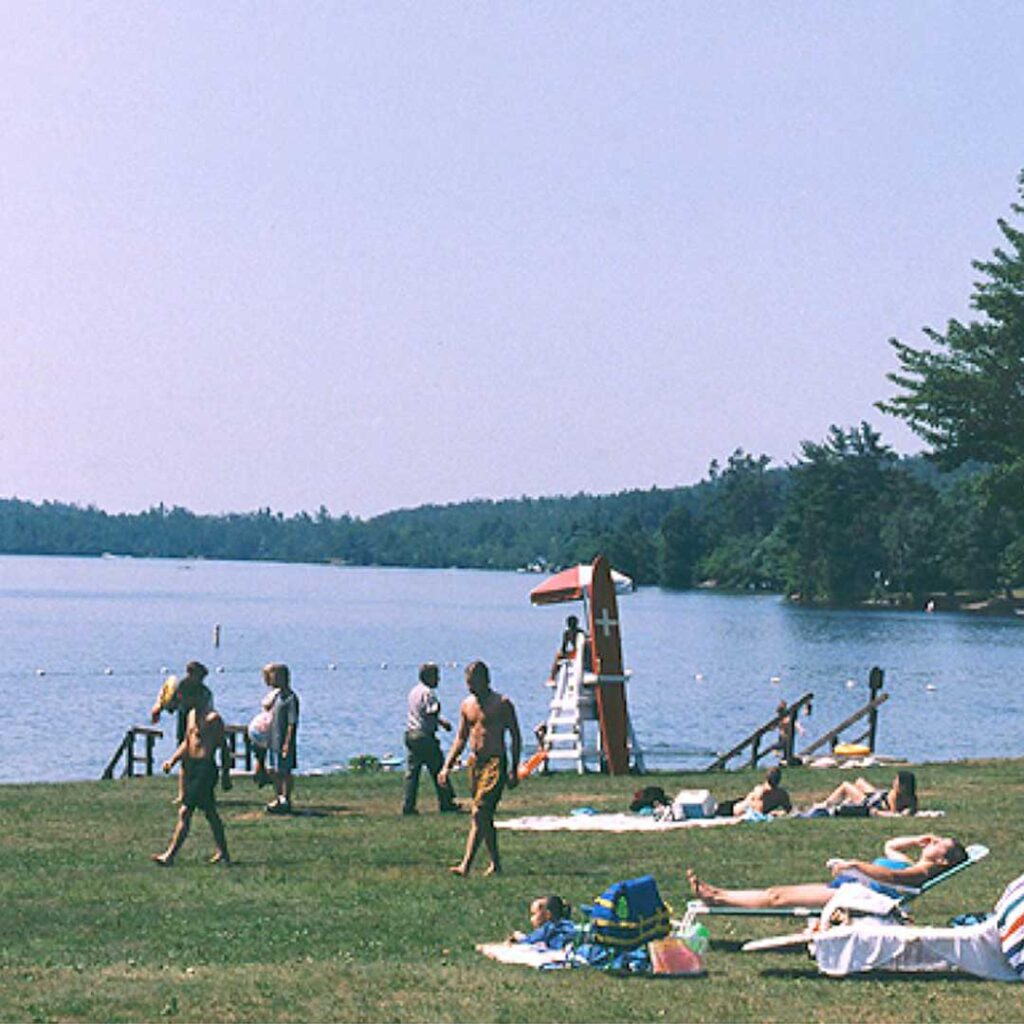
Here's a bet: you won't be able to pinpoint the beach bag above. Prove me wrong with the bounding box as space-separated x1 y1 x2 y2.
629 786 669 812
248 709 273 750
835 802 870 818
583 875 671 949
648 936 705 976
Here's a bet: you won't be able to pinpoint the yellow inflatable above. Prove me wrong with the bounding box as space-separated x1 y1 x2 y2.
834 742 871 757
157 674 179 711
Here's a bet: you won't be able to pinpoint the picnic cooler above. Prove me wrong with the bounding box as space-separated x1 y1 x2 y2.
670 789 716 820
583 875 671 948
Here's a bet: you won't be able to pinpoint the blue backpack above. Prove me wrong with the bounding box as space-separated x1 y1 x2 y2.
582 874 671 949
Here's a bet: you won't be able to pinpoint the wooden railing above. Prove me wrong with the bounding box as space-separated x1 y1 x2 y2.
102 726 163 779
102 723 253 780
798 667 888 758
704 692 814 771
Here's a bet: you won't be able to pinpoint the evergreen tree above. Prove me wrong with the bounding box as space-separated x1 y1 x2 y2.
879 168 1024 498
779 423 897 604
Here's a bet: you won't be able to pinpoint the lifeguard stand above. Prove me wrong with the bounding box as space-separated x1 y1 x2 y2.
541 629 644 773
530 556 644 775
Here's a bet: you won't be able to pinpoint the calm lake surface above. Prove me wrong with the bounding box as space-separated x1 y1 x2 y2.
1 555 1021 784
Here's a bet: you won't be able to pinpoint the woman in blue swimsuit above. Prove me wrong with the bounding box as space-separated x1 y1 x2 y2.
686 834 966 910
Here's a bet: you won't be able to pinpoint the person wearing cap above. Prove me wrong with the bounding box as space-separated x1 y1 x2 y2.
402 662 459 816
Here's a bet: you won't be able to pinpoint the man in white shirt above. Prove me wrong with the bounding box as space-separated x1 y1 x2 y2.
402 662 460 815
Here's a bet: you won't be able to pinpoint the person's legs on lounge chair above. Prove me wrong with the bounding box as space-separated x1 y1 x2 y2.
687 869 833 909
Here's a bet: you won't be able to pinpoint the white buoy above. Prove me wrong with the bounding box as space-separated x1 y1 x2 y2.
846 679 857 689
216 666 225 674
770 675 781 684
328 663 337 671
380 662 388 669
36 668 46 677
160 666 169 674
694 672 704 682
925 683 937 692
104 667 113 675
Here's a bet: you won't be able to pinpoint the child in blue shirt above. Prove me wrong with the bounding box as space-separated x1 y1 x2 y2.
511 895 577 949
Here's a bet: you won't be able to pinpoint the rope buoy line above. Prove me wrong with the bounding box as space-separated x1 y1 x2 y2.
1 660 466 681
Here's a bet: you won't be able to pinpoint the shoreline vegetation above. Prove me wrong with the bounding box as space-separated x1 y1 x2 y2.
0 438 1021 616
2 481 1022 618
5 172 1024 609
3 759 1023 1022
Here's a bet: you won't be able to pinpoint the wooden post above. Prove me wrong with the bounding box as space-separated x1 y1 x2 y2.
866 667 884 752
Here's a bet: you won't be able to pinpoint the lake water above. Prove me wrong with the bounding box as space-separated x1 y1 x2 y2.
1 555 1022 784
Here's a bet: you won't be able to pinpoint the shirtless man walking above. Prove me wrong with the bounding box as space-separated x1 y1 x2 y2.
152 705 231 866
438 660 522 877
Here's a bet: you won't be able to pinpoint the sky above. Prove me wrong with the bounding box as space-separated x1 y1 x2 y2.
2 3 1023 519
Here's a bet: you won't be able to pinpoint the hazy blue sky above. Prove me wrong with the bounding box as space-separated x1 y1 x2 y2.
2 3 1023 517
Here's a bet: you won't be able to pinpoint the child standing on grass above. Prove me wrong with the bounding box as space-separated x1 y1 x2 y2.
152 706 231 866
265 663 299 815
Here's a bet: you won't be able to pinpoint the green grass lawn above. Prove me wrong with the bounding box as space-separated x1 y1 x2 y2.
2 760 1022 1023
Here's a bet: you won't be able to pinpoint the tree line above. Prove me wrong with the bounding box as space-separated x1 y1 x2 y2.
3 170 1022 606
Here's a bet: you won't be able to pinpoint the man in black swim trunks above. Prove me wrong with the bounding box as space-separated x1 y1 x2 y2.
152 706 231 866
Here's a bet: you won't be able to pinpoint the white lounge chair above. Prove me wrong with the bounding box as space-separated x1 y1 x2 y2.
743 870 1024 982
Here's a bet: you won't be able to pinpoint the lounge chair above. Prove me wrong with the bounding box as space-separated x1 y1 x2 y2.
678 843 989 930
742 869 1024 982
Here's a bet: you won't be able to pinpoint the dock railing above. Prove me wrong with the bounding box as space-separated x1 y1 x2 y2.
704 692 814 771
102 723 253 780
102 726 163 779
798 666 887 758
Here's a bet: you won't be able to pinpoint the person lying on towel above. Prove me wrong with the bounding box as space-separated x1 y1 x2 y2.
687 834 967 908
509 895 577 949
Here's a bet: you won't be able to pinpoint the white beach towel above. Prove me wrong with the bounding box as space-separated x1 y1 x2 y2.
476 942 573 968
495 813 741 833
812 918 1021 981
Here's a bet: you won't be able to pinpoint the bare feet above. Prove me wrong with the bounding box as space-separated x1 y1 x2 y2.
483 864 501 876
209 852 231 866
449 864 469 876
151 853 172 867
686 868 718 903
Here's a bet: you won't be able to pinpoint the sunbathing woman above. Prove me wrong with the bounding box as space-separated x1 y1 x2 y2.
687 834 967 909
824 770 917 816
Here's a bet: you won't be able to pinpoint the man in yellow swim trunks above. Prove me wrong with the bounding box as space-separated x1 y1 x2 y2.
439 660 522 877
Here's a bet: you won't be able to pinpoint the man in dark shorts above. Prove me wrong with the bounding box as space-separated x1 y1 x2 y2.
402 662 459 815
438 660 521 876
149 660 221 803
152 706 231 866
